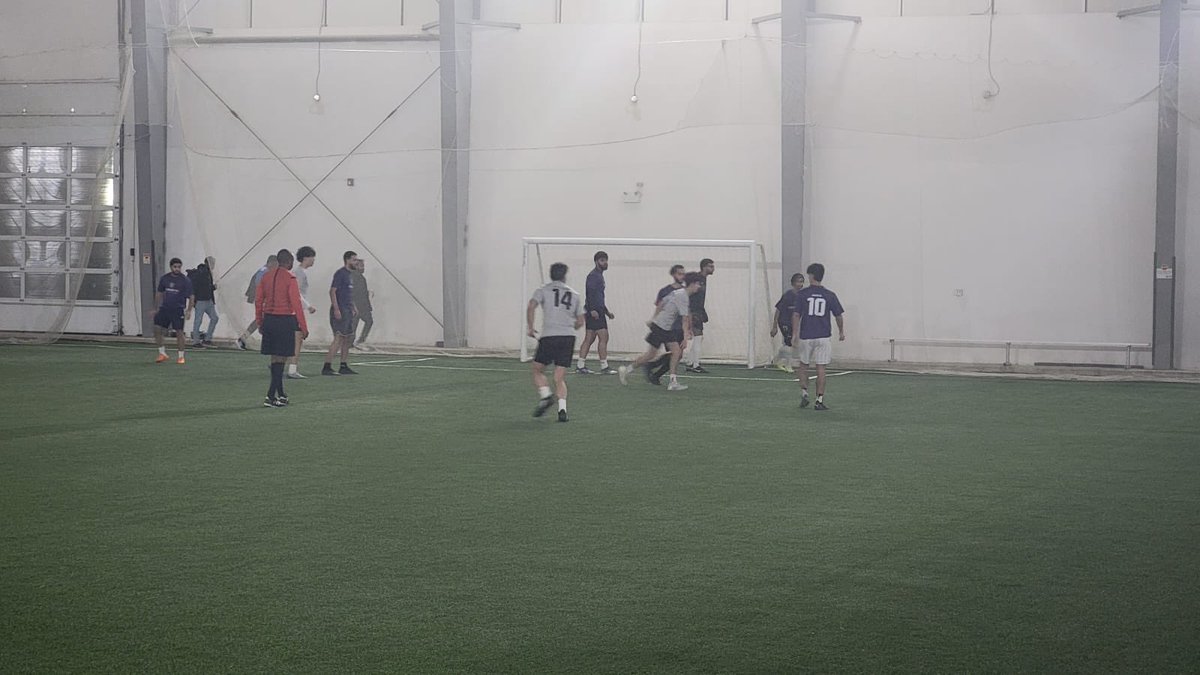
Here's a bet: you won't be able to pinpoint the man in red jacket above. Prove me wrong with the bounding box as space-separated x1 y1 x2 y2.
255 248 309 407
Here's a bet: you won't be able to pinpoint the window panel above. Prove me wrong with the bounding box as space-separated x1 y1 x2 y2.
27 147 69 175
25 272 65 299
0 178 23 204
0 210 22 235
27 210 67 236
26 240 66 268
70 178 115 206
0 272 20 298
68 210 114 238
0 241 23 267
70 242 114 269
0 147 23 174
71 147 114 175
77 273 113 301
27 178 67 204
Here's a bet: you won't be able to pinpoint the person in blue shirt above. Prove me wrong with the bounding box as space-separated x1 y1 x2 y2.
236 254 277 350
323 251 359 376
770 273 805 373
576 251 616 374
790 263 845 411
153 258 195 364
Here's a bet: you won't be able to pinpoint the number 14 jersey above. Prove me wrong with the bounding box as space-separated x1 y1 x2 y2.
532 280 585 337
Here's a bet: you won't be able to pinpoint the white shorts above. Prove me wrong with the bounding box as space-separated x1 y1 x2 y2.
795 338 832 366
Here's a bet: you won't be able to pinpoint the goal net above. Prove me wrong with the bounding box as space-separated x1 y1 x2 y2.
521 238 774 368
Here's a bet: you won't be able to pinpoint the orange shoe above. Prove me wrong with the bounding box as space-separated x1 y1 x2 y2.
176 356 186 365
155 353 168 363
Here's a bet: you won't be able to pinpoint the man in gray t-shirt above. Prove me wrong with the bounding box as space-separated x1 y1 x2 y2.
619 272 704 392
527 263 585 422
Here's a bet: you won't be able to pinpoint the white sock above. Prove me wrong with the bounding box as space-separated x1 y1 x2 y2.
599 359 608 370
288 363 298 375
801 387 809 398
692 336 703 367
538 386 552 399
158 346 167 356
558 398 567 412
177 350 184 359
670 374 678 384
577 358 586 370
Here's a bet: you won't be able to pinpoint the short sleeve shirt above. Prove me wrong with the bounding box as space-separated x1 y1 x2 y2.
793 286 844 340
533 281 584 337
157 273 193 311
653 288 690 332
331 267 354 310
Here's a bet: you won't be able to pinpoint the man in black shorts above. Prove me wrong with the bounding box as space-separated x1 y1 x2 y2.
255 249 309 407
323 250 359 376
528 262 585 422
577 251 616 374
153 258 194 365
685 258 715 373
771 273 805 373
619 272 704 392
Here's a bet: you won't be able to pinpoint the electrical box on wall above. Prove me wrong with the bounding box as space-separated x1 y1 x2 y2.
623 182 644 204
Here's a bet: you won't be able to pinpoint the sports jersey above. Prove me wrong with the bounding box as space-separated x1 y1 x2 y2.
652 288 690 332
532 280 584 337
793 285 844 340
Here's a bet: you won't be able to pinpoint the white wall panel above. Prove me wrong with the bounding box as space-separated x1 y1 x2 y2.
644 0 728 22
995 0 1083 13
403 0 439 27
326 0 403 27
901 0 991 16
0 0 118 81
184 0 251 30
1085 0 1158 12
561 0 642 23
481 0 558 23
814 0 899 16
252 0 324 28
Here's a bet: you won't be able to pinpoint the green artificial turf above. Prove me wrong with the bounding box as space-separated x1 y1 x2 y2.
1 343 1198 672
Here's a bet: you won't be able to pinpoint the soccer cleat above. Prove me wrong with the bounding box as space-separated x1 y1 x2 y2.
236 337 248 351
286 372 307 379
575 367 594 375
557 410 569 423
533 397 554 418
277 394 289 406
192 341 205 349
814 401 829 411
599 366 618 375
649 372 663 386
775 363 795 374
202 339 215 347
176 356 186 365
687 365 709 374
617 365 629 385
338 365 358 375
800 394 810 409
155 353 168 363
322 365 339 376
667 381 689 392
263 396 285 408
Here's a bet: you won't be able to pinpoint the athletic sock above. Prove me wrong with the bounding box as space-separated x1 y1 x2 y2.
558 398 567 412
288 363 298 375
268 363 281 398
816 394 824 403
577 358 586 370
599 359 609 370
670 374 679 385
801 388 809 397
340 361 349 369
538 386 552 399
158 346 167 356
177 350 184 360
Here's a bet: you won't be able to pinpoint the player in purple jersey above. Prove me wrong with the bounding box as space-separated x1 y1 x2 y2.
577 251 616 374
790 263 845 411
770 273 805 373
153 258 195 364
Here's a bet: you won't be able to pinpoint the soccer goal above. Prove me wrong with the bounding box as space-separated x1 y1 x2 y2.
521 238 775 368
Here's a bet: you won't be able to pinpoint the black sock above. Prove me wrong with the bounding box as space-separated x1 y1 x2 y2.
267 363 278 398
340 361 348 368
652 354 671 378
269 363 284 398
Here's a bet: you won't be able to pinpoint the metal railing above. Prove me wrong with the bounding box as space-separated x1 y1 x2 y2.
886 338 1151 368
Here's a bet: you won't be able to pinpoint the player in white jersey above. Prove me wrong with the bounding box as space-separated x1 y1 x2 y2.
619 272 704 392
528 262 586 422
287 246 318 379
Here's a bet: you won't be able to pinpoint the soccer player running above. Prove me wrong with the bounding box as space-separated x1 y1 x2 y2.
577 251 616 374
188 257 218 348
351 258 374 350
287 246 318 379
791 263 845 411
528 262 585 422
770 273 805 373
236 254 277 350
684 258 716 373
153 257 195 364
323 250 359 376
619 272 703 392
647 264 686 385
256 248 308 407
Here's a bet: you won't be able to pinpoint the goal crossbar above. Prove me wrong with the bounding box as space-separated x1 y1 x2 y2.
520 237 762 368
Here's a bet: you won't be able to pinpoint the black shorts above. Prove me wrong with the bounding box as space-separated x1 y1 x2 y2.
645 325 683 349
778 321 794 347
260 314 299 357
154 307 185 331
585 311 608 332
534 335 576 368
690 314 706 336
330 306 355 336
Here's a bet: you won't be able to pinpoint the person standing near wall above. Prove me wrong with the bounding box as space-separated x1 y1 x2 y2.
770 273 805 373
256 248 308 408
188 256 218 348
323 251 359 376
577 251 616 375
350 258 373 350
684 258 716 373
153 258 194 365
237 254 277 351
287 246 318 379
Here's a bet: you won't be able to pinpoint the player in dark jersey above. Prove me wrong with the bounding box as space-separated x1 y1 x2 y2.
323 251 359 376
770 273 805 373
153 258 194 364
684 258 715 373
790 263 845 411
577 251 616 374
647 265 686 385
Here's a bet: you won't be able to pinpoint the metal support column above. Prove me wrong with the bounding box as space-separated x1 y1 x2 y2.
440 0 471 347
781 0 809 288
1152 0 1181 369
130 0 170 335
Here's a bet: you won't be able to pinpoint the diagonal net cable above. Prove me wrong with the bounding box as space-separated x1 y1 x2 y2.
173 53 444 327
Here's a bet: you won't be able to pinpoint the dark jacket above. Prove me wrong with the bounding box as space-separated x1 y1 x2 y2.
187 263 217 302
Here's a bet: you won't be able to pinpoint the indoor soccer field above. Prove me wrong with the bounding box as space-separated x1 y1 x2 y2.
2 343 1198 672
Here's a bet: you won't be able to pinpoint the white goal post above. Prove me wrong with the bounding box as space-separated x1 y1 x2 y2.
520 237 772 368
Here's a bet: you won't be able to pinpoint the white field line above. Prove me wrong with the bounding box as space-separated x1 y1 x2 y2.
351 361 854 382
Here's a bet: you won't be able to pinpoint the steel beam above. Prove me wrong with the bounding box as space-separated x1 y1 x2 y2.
1152 0 1182 368
440 0 471 347
781 0 810 292
130 0 170 335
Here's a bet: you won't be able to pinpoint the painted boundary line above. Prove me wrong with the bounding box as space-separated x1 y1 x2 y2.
351 360 854 383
